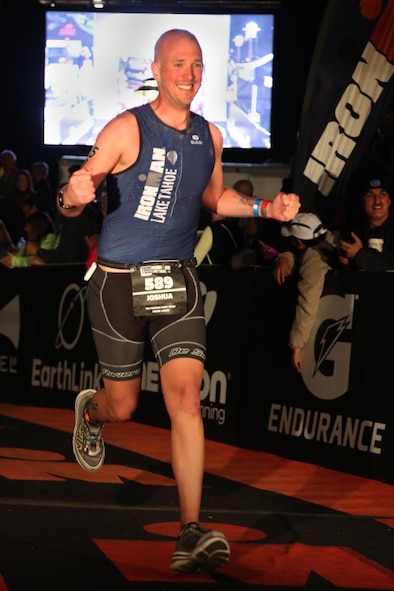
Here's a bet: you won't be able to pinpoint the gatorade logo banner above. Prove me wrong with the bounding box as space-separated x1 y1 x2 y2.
291 0 394 222
301 293 355 400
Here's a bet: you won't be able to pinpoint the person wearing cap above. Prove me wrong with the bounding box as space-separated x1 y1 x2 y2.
273 212 340 372
339 176 394 271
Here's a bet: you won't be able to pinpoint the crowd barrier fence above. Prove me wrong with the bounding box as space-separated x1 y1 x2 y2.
0 264 392 484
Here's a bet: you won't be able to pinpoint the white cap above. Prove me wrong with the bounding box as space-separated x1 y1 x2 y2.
281 213 327 240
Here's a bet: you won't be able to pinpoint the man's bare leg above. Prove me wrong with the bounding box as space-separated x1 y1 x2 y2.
72 378 140 472
160 357 230 573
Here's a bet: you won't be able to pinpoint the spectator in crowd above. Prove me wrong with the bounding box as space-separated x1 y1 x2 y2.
339 176 394 271
232 178 254 197
0 211 55 268
0 149 18 201
334 103 394 228
273 212 340 372
14 169 38 216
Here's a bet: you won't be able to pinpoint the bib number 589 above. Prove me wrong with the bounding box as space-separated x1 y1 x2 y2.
144 275 174 291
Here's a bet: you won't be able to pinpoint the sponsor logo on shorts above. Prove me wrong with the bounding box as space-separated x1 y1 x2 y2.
102 368 141 379
169 347 190 357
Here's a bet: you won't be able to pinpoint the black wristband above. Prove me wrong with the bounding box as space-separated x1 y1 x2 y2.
57 189 76 210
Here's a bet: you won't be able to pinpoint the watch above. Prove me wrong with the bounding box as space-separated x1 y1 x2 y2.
57 189 76 210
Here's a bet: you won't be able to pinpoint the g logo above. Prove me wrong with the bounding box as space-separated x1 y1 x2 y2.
301 293 355 400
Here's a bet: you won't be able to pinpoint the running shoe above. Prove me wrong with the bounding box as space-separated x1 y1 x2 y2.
170 522 230 573
72 389 105 472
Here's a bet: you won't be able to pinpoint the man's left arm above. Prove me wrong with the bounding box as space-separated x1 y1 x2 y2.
201 123 301 222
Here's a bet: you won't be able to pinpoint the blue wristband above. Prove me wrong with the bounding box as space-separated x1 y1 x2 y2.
252 198 262 217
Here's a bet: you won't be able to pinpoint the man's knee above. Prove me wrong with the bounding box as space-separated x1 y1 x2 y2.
176 384 202 416
104 381 140 421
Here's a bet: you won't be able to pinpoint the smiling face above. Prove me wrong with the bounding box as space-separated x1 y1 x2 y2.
363 188 391 226
152 30 203 110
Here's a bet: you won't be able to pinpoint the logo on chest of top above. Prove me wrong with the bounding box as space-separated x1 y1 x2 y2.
167 151 178 165
191 134 203 145
135 147 178 223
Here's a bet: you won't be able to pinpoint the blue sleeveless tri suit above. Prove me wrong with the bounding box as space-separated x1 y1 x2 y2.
87 104 215 378
98 104 214 263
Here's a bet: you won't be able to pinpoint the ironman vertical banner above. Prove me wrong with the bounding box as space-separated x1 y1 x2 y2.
291 0 394 222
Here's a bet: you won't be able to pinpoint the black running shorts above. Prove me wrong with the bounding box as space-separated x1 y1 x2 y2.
87 264 207 381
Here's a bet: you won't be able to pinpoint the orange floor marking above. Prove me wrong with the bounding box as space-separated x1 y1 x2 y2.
1 403 393 517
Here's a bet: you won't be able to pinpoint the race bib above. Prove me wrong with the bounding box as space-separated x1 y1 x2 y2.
131 261 187 317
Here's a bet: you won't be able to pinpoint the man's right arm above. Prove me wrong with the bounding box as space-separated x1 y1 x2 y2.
57 111 139 215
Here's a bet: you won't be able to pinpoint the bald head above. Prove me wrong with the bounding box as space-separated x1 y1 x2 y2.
154 29 202 61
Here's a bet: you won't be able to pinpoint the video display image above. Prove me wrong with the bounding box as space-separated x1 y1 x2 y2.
44 12 274 149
